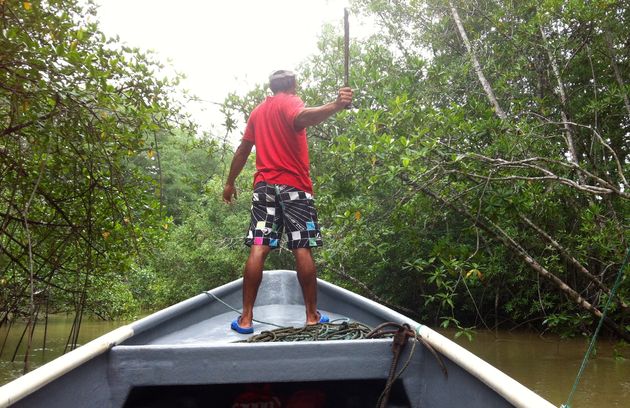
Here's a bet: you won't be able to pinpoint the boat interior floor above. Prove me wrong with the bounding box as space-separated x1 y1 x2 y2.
145 304 347 345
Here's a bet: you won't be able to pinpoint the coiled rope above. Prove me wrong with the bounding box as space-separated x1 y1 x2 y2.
204 291 285 328
204 290 448 407
236 321 372 342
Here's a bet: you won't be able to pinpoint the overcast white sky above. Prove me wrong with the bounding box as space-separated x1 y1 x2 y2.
95 0 371 137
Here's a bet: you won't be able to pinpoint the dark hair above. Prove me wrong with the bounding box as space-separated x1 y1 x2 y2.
269 70 296 93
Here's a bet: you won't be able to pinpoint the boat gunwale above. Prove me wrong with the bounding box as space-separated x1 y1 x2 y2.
317 271 556 408
0 270 556 408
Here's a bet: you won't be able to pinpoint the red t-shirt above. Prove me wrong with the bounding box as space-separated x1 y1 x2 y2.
242 93 313 193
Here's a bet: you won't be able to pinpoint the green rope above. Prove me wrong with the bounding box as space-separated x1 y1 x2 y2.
561 247 630 408
236 321 374 343
204 291 351 329
204 291 285 328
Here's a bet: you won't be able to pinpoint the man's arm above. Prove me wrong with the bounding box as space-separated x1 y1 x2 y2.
222 139 254 203
293 87 353 130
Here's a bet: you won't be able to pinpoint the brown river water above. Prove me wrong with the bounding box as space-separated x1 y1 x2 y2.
1 316 628 407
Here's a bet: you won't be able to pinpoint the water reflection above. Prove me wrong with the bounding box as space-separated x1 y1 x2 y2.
0 314 131 384
440 328 630 407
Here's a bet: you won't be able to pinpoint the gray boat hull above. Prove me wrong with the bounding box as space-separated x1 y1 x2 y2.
3 270 555 407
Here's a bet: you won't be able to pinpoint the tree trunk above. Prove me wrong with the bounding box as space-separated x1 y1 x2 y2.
538 22 580 166
519 214 629 315
604 31 630 117
405 176 630 341
448 1 507 120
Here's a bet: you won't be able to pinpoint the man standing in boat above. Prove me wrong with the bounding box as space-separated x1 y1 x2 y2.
222 70 353 333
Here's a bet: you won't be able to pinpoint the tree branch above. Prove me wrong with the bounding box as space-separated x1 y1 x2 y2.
460 153 630 199
519 214 629 315
604 31 630 117
402 175 630 341
538 21 580 166
448 1 507 119
1 94 60 137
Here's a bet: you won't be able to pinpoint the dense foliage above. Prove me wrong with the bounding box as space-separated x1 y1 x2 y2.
0 0 194 354
318 0 629 338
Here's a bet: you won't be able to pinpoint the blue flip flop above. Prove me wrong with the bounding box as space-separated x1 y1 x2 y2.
231 316 254 334
318 311 330 323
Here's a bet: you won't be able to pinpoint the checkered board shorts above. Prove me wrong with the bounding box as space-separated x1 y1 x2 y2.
245 182 323 249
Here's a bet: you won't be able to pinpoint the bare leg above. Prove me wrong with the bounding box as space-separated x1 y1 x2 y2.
293 247 319 324
240 245 271 328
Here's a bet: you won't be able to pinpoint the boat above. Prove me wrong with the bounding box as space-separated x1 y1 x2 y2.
0 270 556 407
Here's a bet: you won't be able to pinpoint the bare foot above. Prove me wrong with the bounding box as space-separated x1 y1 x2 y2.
306 311 328 326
